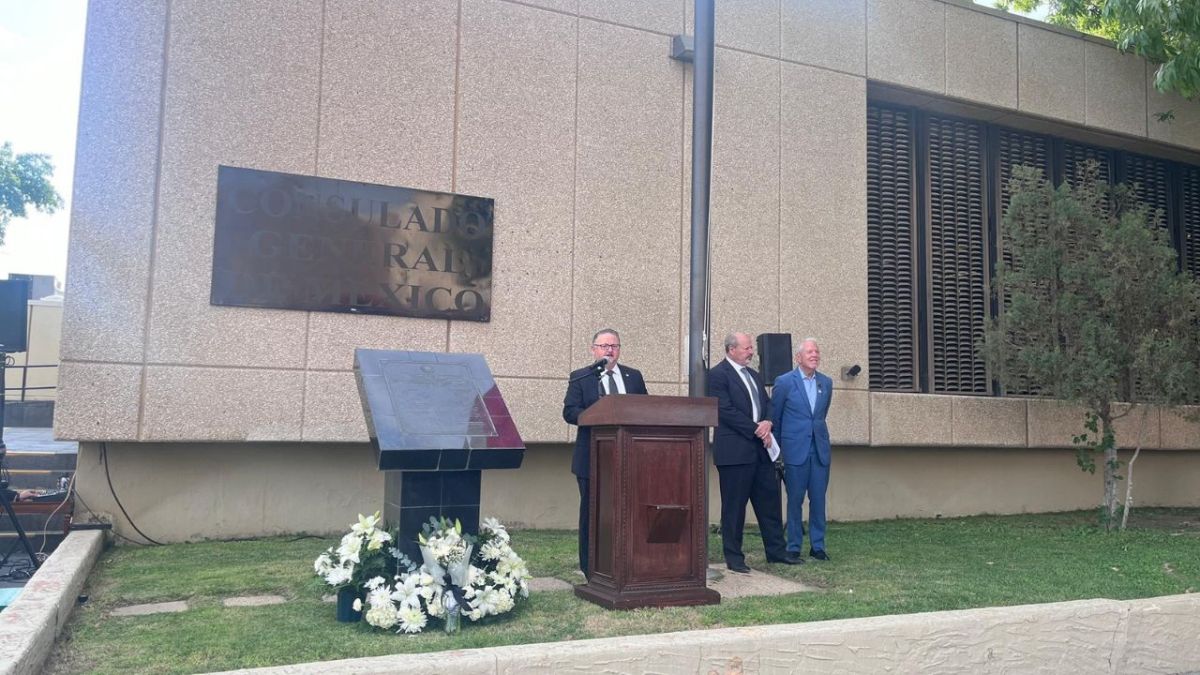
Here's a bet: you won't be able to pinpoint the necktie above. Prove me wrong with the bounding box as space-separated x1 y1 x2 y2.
740 368 761 421
606 370 619 396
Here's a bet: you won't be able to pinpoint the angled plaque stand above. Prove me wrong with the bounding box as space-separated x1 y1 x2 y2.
354 349 524 561
575 395 721 609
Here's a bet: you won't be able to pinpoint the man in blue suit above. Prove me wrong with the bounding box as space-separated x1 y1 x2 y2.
708 332 796 572
563 328 648 576
770 338 834 561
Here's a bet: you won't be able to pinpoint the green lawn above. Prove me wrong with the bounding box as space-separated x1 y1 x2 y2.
47 509 1200 674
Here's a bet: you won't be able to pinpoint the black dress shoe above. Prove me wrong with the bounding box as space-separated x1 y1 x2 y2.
810 548 830 561
767 553 804 565
727 562 751 574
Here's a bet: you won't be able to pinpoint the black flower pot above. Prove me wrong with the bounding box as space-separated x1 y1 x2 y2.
336 586 362 623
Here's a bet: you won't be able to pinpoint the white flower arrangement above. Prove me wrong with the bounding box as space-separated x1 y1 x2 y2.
358 516 530 633
313 512 395 593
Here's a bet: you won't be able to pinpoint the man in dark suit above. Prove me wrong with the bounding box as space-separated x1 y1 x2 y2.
708 332 796 573
562 328 648 576
770 338 834 560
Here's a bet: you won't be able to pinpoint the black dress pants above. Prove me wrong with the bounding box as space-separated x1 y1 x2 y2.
717 460 788 566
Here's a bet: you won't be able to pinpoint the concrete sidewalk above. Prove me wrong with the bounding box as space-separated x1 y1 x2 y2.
1 427 78 454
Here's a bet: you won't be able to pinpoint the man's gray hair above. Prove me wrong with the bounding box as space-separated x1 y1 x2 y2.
723 332 746 353
592 328 620 343
797 337 819 351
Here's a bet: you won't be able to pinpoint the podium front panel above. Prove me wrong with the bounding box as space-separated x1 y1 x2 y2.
629 435 692 580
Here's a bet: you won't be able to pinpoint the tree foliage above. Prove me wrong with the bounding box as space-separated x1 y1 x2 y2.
0 141 63 247
995 0 1200 100
982 163 1200 529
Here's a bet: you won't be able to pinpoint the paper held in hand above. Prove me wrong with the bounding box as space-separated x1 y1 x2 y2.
767 433 781 462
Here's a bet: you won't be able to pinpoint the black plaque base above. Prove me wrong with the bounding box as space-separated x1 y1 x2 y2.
385 470 481 562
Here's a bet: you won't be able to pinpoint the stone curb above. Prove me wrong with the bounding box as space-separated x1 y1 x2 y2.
207 593 1200 674
0 530 105 675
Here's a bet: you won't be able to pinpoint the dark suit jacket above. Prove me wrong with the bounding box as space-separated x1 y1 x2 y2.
707 359 772 466
563 364 648 477
770 368 834 466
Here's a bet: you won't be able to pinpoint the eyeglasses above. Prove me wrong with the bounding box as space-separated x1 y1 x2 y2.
592 344 620 351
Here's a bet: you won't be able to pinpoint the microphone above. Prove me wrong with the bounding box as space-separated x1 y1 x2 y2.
569 357 612 383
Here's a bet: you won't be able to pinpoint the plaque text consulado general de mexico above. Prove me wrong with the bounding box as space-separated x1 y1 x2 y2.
210 165 494 322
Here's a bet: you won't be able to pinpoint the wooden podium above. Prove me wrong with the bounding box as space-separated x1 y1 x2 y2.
574 395 721 609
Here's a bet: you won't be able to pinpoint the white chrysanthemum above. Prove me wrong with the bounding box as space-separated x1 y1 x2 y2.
518 579 529 599
364 576 386 590
397 605 427 633
366 585 392 608
352 597 363 612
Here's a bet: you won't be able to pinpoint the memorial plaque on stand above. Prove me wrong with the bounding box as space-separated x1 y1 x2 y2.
354 349 524 560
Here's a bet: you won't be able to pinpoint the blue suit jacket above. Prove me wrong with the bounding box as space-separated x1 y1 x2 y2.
563 364 648 477
708 359 772 466
770 368 833 467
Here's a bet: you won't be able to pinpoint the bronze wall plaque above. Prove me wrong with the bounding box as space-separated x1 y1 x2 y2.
211 165 493 321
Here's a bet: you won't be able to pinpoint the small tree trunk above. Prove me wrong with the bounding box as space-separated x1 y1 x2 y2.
1101 413 1118 531
1120 406 1149 532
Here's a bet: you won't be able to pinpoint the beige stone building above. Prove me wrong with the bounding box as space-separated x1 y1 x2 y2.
57 0 1200 542
3 298 62 402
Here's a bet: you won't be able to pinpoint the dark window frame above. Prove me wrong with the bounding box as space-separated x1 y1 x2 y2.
867 99 1200 396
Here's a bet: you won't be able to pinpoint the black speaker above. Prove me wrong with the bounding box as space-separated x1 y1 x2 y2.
0 278 31 353
756 333 792 386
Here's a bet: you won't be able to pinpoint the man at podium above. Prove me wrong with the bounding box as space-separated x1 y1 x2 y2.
563 328 648 576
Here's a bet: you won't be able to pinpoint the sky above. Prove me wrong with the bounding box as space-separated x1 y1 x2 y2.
0 1 1046 291
0 1 86 290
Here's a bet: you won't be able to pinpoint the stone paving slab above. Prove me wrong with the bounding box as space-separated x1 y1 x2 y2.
536 569 812 598
223 595 286 608
706 564 813 599
527 577 572 592
109 600 188 617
